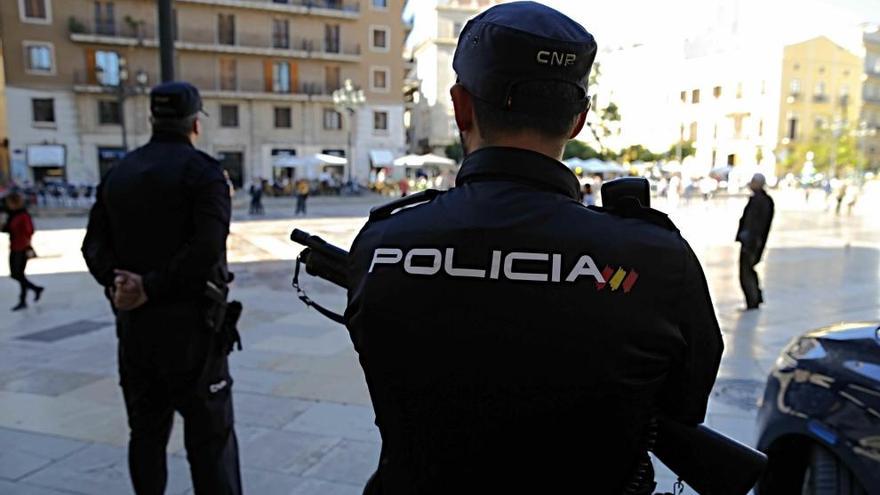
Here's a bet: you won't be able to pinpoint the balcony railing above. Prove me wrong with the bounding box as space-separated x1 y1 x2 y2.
177 0 359 16
69 17 359 60
69 17 156 42
812 94 829 103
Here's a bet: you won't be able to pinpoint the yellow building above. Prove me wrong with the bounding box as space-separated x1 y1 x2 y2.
862 28 880 170
777 36 863 172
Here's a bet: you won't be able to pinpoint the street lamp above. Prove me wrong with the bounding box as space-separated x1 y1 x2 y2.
332 79 366 183
96 56 149 152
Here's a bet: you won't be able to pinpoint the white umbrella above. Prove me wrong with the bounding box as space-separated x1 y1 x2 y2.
394 153 456 167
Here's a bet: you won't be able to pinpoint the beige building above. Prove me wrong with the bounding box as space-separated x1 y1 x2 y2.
862 28 880 170
406 0 498 153
0 0 406 186
777 36 864 171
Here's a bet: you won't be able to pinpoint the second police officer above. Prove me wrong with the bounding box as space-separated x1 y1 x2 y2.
82 82 242 495
345 2 724 493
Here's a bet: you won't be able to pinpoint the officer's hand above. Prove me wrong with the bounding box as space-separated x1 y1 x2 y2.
113 269 148 311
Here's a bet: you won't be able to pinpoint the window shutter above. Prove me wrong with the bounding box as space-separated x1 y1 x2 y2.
85 48 97 84
290 62 298 94
264 59 273 92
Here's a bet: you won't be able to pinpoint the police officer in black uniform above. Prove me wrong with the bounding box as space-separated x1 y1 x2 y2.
345 3 723 493
82 82 241 495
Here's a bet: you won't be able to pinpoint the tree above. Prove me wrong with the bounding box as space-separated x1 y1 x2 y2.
666 141 695 161
444 142 463 163
564 140 601 160
584 63 622 156
621 144 662 163
782 124 863 176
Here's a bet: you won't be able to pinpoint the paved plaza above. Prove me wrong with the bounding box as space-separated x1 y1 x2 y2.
1 187 879 494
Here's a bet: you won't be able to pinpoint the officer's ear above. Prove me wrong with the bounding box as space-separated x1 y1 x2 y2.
569 110 588 140
450 84 475 133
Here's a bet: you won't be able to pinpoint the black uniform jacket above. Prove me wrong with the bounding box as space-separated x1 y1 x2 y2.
346 147 724 494
82 133 230 346
736 190 775 261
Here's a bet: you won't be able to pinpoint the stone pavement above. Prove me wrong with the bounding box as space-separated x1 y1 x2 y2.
1 184 879 494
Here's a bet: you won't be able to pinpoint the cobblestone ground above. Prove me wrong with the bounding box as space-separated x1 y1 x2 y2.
1 186 878 494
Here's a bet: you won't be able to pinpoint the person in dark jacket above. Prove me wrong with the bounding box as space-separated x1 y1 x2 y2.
81 82 241 495
344 3 723 493
736 173 775 310
3 192 44 311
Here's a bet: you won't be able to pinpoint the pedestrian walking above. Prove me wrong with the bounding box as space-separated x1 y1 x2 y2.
344 3 722 492
295 179 309 215
736 173 775 310
81 82 242 495
2 192 44 311
248 179 264 215
582 183 595 206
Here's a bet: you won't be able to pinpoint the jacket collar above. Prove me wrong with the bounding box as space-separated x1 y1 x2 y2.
149 132 194 146
455 147 580 200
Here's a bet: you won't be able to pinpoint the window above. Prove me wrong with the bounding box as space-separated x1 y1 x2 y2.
94 1 115 36
95 50 120 85
219 58 237 91
814 117 826 131
323 108 341 130
98 100 121 124
371 26 389 52
758 119 764 137
373 111 389 131
453 22 463 37
371 0 388 8
679 90 687 103
218 13 235 45
813 81 827 102
787 116 798 140
19 0 50 23
371 67 389 92
272 61 291 93
325 66 341 92
32 98 55 124
272 19 289 49
736 82 743 99
691 89 700 104
689 121 697 141
713 86 722 98
274 107 292 128
789 79 800 95
24 43 54 74
220 105 239 127
325 24 340 53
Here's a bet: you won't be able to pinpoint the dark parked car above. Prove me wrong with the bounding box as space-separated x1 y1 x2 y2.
756 322 880 494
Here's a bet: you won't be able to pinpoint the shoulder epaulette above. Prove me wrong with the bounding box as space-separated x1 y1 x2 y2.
369 189 446 221
587 203 679 232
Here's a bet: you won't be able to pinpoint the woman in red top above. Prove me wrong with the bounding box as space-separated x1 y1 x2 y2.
3 193 44 311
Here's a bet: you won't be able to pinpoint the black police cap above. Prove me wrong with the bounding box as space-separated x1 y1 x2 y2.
150 81 208 119
452 1 597 116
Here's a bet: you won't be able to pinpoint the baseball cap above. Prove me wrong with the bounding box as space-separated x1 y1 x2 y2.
150 81 208 119
452 1 597 115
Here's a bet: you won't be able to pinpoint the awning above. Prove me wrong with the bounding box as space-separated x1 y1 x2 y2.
393 153 456 167
369 149 395 167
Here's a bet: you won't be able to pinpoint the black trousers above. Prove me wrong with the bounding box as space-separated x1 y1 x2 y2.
295 194 307 214
117 310 242 495
9 251 38 303
739 248 763 308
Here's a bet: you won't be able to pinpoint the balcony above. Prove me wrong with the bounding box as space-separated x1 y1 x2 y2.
176 0 360 20
812 94 829 103
69 18 361 62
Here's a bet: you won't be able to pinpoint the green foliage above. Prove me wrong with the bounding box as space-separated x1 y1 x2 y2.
564 140 601 160
584 63 622 154
444 142 463 163
783 124 864 176
621 144 663 163
665 141 696 161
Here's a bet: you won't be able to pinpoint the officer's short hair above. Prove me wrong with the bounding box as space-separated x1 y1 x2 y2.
151 114 197 136
471 81 583 141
